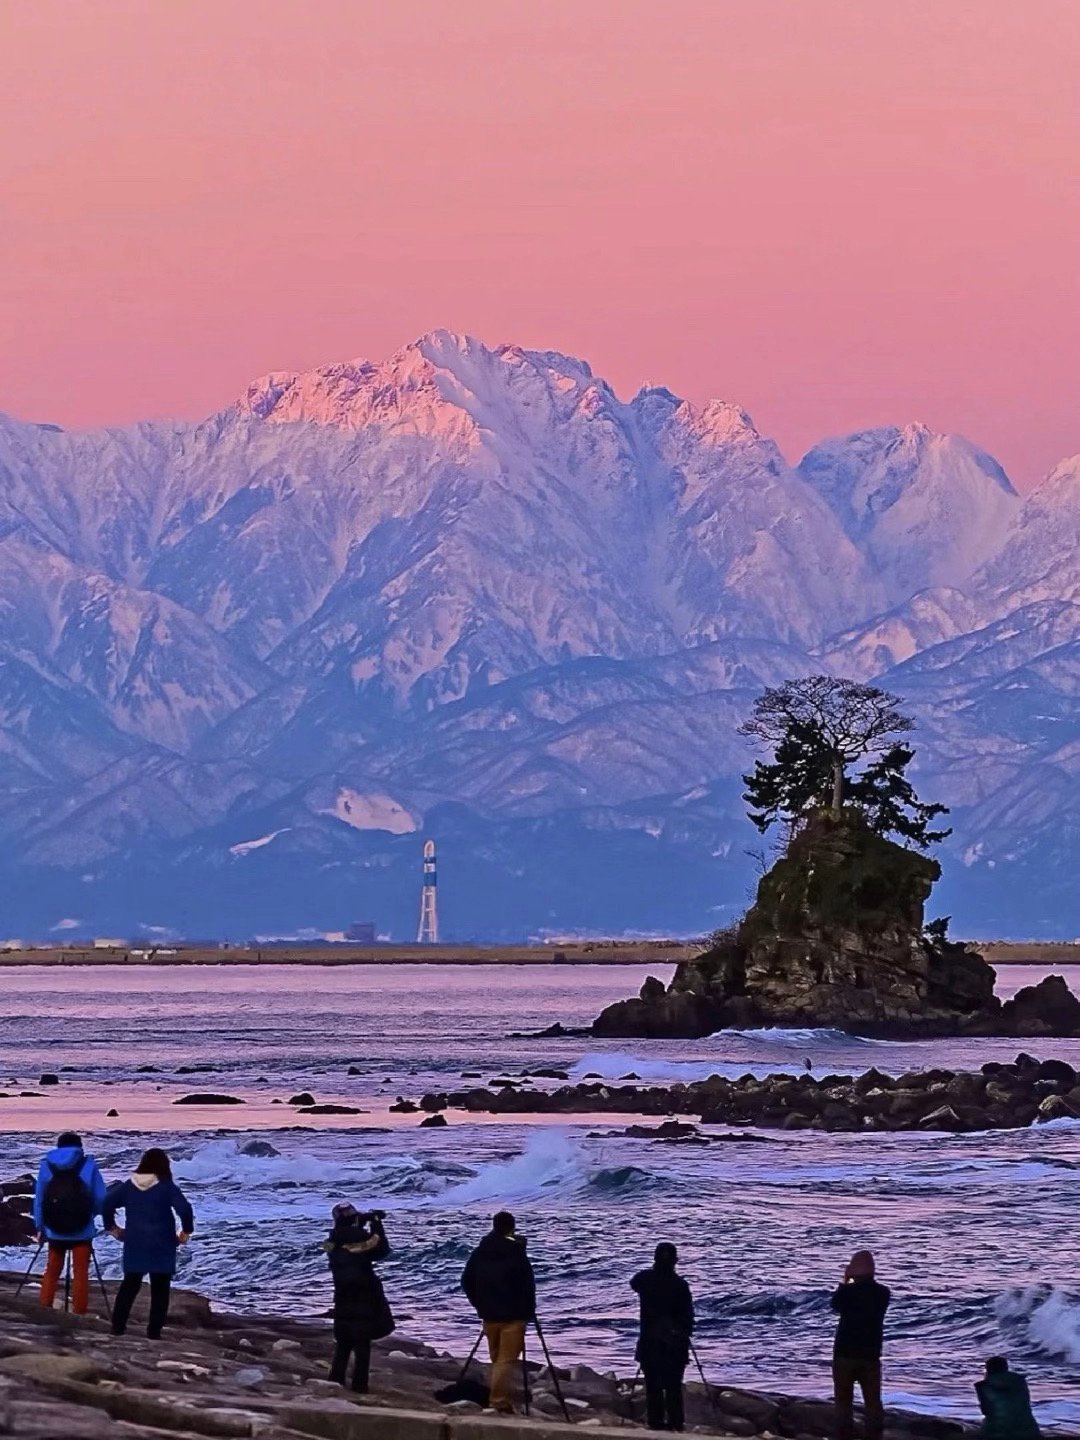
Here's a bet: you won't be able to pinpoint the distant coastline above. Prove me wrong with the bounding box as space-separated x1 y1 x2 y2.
0 939 1074 968
0 939 697 968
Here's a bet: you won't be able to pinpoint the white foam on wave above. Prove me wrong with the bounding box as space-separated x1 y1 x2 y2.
996 1287 1080 1364
433 1130 588 1206
720 1026 896 1047
171 1132 618 1215
176 1138 335 1187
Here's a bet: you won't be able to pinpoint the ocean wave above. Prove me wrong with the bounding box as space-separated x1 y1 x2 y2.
569 1051 800 1085
718 1026 897 1047
996 1286 1080 1364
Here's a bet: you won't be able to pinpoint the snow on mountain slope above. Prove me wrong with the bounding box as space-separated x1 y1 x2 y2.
799 424 1020 605
1 331 1079 936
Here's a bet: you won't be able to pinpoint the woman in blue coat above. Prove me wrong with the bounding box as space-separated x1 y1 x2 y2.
102 1148 195 1338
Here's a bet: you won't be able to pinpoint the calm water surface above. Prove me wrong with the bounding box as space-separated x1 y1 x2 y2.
1 963 1079 1429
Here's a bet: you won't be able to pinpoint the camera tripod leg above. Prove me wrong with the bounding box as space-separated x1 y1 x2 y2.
521 1328 530 1416
63 1247 72 1313
532 1316 571 1423
456 1327 485 1385
91 1244 111 1314
14 1240 44 1298
689 1340 719 1415
626 1365 641 1412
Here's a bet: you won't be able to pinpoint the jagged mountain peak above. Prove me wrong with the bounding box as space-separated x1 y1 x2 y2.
798 421 1021 604
237 330 608 437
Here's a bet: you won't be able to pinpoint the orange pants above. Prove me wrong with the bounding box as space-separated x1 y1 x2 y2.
40 1242 91 1314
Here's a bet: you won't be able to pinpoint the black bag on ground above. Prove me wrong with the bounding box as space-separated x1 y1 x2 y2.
42 1161 93 1235
435 1378 491 1408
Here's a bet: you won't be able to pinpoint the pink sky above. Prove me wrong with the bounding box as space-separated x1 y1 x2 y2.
2 0 1078 486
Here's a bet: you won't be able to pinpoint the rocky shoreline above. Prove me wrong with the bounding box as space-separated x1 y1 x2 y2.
0 1269 1001 1440
415 1052 1080 1133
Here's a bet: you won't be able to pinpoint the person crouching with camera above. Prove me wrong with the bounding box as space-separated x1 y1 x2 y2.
324 1204 394 1394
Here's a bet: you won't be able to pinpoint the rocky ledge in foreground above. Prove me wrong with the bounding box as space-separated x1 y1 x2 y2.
418 1052 1080 1133
0 1271 988 1440
592 811 1080 1040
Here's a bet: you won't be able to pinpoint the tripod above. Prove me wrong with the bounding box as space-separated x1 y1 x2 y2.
621 1342 719 1425
458 1317 571 1423
13 1239 112 1314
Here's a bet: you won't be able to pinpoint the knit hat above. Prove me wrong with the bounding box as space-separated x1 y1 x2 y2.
332 1202 359 1223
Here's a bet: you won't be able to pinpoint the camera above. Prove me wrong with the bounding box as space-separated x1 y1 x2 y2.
358 1209 386 1224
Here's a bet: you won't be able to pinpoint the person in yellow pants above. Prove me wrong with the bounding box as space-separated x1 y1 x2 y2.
461 1211 536 1415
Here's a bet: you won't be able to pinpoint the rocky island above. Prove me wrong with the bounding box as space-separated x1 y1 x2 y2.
592 811 1080 1041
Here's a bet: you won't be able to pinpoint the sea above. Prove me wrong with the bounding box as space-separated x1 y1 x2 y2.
2 961 1080 1429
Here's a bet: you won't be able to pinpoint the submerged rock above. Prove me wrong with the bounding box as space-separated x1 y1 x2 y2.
172 1093 246 1105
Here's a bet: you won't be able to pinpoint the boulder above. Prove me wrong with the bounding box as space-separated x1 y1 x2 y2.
997 980 1080 1038
288 1092 316 1107
239 1140 280 1157
420 1114 448 1127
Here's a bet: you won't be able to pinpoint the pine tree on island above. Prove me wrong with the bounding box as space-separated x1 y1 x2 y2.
739 676 950 850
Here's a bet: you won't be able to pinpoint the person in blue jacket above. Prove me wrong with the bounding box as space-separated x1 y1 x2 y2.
33 1130 108 1314
102 1147 195 1339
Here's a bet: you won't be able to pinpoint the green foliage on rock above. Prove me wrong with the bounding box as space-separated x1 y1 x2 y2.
740 675 950 848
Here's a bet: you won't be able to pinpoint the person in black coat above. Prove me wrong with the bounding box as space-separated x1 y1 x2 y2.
324 1204 394 1393
831 1250 891 1440
461 1211 536 1414
631 1242 695 1432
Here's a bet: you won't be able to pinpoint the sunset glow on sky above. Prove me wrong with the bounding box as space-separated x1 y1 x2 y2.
2 0 1078 485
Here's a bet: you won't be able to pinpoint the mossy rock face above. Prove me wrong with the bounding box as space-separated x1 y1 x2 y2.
743 810 938 942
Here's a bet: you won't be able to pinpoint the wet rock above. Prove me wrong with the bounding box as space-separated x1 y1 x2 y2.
172 1093 245 1105
1036 1094 1080 1122
297 1104 364 1115
419 1113 448 1127
288 1092 316 1107
239 1140 280 1158
106 1108 119 1118
38 1074 59 1086
389 1099 419 1113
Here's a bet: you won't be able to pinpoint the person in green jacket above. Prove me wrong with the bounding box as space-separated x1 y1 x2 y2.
976 1357 1040 1440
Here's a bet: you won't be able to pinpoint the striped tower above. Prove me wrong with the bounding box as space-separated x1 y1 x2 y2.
416 839 439 944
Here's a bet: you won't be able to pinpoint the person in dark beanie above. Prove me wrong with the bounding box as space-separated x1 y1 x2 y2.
631 1242 695 1432
324 1204 394 1393
832 1250 891 1440
976 1357 1040 1440
102 1148 194 1339
461 1211 536 1415
33 1130 107 1315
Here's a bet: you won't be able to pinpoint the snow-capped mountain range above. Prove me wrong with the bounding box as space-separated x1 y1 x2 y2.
1 330 1077 938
